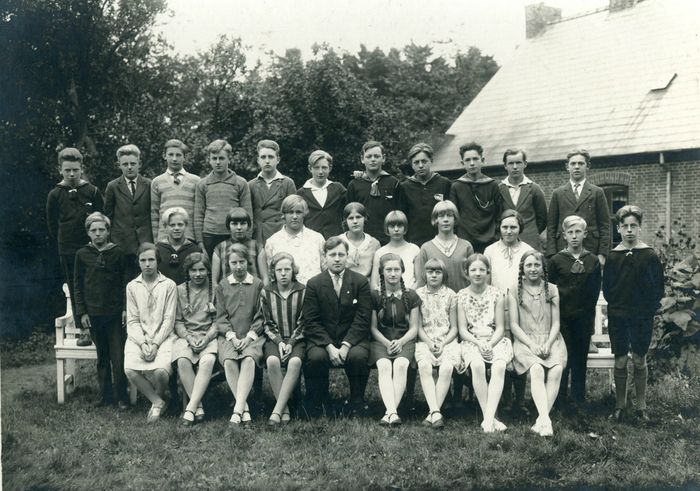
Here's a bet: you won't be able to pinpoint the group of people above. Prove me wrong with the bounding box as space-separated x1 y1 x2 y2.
46 138 664 435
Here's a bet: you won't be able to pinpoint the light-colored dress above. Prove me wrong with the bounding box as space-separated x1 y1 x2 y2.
484 240 534 294
337 232 381 278
457 285 513 367
371 241 421 289
511 282 567 375
265 226 325 284
172 282 219 363
414 286 461 367
124 273 177 373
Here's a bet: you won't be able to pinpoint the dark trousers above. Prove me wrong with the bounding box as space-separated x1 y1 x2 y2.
60 253 77 313
202 234 229 261
304 345 370 407
559 314 594 403
124 253 140 281
89 314 128 403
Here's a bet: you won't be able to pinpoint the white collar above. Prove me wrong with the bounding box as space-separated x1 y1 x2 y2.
303 178 332 190
570 179 586 189
227 272 254 285
166 168 185 176
329 269 345 280
502 175 532 188
257 170 285 182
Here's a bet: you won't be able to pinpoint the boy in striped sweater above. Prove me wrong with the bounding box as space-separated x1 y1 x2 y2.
151 139 200 243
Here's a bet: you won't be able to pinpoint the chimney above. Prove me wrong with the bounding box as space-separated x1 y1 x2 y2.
609 0 638 12
525 3 562 39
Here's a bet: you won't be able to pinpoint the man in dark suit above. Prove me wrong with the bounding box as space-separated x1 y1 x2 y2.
104 144 153 278
498 149 548 251
546 149 610 265
302 236 372 417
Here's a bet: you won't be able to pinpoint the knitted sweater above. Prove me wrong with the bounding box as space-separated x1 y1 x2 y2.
46 180 104 255
194 170 252 241
603 244 664 318
150 170 200 242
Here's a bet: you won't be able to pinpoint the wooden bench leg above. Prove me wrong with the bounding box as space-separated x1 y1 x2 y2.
65 359 77 395
57 360 65 404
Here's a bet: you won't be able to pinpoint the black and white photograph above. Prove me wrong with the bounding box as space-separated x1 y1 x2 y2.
1 0 699 488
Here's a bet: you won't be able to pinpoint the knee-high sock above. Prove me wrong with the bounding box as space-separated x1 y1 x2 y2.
634 365 648 410
614 366 628 409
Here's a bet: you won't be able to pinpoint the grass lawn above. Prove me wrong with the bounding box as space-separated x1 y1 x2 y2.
2 336 700 490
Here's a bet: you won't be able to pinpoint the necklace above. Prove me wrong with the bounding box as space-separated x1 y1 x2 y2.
522 284 542 298
433 236 457 255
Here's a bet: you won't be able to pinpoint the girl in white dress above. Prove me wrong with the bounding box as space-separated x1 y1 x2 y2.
370 211 420 289
337 202 381 278
457 254 513 433
414 258 460 428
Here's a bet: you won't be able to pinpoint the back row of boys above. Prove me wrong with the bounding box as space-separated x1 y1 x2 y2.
46 137 610 299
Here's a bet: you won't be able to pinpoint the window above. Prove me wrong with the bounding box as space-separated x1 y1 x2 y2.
602 185 629 246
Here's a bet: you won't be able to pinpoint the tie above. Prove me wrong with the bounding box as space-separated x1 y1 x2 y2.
129 179 136 196
574 183 581 199
333 274 342 297
173 173 181 185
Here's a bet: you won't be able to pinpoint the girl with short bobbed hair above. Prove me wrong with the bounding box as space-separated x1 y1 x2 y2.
336 202 381 279
211 207 265 284
370 210 420 290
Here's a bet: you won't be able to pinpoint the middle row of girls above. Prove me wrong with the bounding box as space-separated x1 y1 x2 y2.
143 196 567 437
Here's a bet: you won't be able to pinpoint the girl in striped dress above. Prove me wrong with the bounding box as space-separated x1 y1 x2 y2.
261 253 306 425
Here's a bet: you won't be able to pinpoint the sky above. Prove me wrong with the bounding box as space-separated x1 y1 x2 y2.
156 0 609 64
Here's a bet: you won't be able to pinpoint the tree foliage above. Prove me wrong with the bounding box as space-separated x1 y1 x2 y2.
0 0 499 336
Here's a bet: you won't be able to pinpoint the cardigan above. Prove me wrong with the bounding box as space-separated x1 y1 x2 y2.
46 180 104 255
396 173 452 246
297 181 347 239
248 173 296 245
194 170 252 242
151 170 200 242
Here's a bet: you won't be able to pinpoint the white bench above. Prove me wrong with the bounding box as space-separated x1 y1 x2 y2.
54 284 137 404
587 293 615 389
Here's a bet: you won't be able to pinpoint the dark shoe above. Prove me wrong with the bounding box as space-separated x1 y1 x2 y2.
76 333 92 346
93 399 110 408
117 400 130 411
636 409 650 422
609 408 624 421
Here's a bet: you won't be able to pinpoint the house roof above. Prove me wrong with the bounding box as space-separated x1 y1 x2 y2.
433 0 700 171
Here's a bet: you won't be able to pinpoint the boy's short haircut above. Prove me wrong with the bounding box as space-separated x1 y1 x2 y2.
502 148 527 164
422 257 448 284
58 147 83 165
116 144 141 160
225 207 252 229
308 149 332 167
137 242 160 263
161 206 189 227
85 211 111 231
430 200 460 226
257 139 280 156
324 236 349 253
361 140 385 156
182 251 210 272
498 209 525 232
226 242 252 266
206 139 232 157
407 142 434 162
566 148 591 164
562 215 588 231
280 195 309 216
615 205 643 225
163 139 188 153
269 252 299 283
384 210 408 234
465 253 491 273
459 142 483 158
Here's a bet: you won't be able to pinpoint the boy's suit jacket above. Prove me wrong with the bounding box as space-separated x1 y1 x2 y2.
104 175 153 255
546 181 610 257
297 182 347 239
498 180 547 251
302 269 372 349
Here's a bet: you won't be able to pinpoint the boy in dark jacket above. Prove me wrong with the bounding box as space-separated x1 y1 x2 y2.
548 215 601 409
46 147 104 345
74 212 129 408
603 205 664 422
